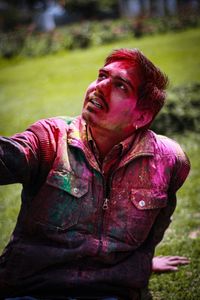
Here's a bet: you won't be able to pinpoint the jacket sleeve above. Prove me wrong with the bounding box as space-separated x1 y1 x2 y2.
123 147 191 289
148 144 191 249
0 119 57 185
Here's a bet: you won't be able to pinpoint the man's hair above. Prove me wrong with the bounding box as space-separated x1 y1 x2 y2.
104 48 169 123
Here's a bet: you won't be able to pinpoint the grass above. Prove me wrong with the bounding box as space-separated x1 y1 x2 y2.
0 27 200 299
0 28 200 136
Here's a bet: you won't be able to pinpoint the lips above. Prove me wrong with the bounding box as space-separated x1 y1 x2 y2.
88 92 108 111
90 98 103 109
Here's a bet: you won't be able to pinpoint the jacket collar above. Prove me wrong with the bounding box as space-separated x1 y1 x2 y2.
118 128 155 169
67 116 100 171
67 116 155 171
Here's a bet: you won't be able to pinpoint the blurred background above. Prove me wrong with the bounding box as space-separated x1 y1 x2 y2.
0 0 200 58
0 1 200 299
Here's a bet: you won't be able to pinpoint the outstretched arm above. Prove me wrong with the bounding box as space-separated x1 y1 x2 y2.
0 119 56 186
0 132 40 185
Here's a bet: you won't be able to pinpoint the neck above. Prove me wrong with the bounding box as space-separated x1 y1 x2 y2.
89 126 134 160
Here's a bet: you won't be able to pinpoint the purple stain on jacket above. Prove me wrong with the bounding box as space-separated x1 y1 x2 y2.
0 116 190 299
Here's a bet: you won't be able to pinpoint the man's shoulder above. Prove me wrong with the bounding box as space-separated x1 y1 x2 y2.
51 116 78 126
150 131 187 159
27 116 80 132
148 131 190 190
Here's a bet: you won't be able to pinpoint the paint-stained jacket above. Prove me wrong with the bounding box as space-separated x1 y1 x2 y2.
0 116 190 299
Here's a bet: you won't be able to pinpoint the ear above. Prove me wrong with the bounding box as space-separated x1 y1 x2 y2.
134 110 153 129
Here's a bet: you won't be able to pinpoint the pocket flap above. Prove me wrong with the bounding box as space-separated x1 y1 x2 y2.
130 189 167 210
46 170 88 198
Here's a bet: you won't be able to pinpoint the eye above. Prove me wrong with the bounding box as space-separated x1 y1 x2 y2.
97 72 107 81
115 81 127 91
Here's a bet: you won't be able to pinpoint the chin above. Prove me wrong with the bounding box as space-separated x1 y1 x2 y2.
82 110 95 127
82 109 88 122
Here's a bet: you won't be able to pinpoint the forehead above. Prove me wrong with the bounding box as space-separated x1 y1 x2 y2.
102 61 140 86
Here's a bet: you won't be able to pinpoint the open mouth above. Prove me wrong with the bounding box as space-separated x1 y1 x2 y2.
90 98 103 109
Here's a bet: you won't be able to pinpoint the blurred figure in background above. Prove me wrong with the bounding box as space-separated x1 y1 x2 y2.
30 0 69 33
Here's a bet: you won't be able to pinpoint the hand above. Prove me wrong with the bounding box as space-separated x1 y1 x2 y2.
152 255 190 273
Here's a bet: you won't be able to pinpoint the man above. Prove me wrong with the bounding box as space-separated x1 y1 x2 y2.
0 48 190 299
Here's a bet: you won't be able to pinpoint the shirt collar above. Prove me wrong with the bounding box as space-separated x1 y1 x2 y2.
86 124 136 158
67 116 155 170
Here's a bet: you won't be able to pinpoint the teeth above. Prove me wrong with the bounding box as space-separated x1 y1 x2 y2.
91 99 102 108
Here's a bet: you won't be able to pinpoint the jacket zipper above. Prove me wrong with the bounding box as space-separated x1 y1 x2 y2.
97 170 114 254
102 198 109 210
102 170 112 209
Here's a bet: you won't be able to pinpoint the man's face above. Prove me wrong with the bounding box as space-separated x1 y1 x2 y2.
82 60 143 136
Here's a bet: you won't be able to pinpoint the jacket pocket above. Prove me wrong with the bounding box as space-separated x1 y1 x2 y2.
130 189 167 210
127 189 168 244
31 169 89 231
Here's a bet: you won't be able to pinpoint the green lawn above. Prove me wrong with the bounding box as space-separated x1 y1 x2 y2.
1 28 200 136
0 27 200 299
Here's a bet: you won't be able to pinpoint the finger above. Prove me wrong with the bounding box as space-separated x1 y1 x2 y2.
167 256 189 261
167 260 190 266
165 266 178 272
168 257 190 263
155 265 178 273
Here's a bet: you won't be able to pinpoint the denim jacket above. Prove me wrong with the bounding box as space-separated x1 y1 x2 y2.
0 116 190 299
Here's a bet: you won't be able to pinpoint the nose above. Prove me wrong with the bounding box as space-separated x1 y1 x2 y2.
96 77 112 94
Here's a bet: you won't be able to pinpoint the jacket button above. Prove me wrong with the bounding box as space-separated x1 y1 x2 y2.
73 188 79 194
139 200 145 207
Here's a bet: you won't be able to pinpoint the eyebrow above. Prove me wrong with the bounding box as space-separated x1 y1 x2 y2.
99 68 135 91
